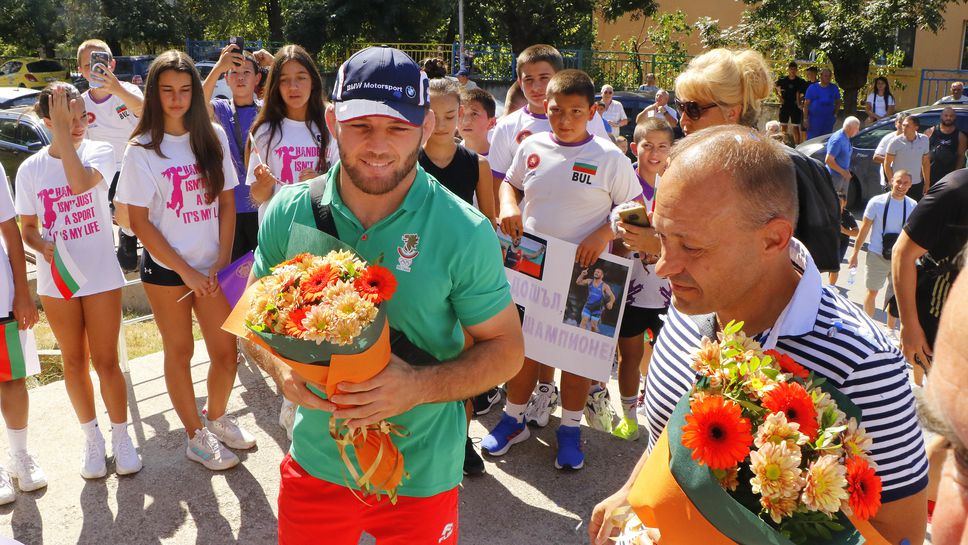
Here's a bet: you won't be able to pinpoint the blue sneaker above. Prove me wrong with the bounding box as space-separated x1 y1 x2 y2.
555 425 585 470
481 414 531 456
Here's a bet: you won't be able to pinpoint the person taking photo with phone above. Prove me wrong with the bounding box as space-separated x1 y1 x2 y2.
203 42 266 261
76 39 145 273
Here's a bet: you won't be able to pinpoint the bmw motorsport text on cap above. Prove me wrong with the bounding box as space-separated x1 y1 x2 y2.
332 46 430 126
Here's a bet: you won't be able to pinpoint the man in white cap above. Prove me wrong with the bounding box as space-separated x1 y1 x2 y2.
600 84 628 137
242 45 524 545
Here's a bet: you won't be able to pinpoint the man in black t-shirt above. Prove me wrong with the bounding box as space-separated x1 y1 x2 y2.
893 169 968 372
924 107 967 184
775 62 809 144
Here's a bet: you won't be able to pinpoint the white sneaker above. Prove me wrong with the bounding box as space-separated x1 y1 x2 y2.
279 398 296 440
112 432 143 475
0 466 15 505
186 427 239 471
8 450 47 491
584 388 618 433
80 436 107 479
204 411 257 450
525 383 559 427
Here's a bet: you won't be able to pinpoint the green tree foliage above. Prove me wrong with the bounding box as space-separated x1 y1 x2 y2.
725 0 966 115
0 0 65 57
62 0 185 55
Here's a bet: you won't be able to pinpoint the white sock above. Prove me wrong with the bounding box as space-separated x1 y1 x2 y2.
81 419 102 442
537 381 555 392
6 427 27 454
621 396 638 420
561 409 583 428
504 402 527 423
111 422 129 441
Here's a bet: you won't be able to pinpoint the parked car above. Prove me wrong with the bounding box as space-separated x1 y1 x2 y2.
0 87 39 109
594 91 657 141
0 58 68 89
0 107 51 196
796 104 968 208
112 55 155 88
195 61 232 100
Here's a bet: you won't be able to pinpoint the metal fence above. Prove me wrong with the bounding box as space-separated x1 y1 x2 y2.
918 69 968 105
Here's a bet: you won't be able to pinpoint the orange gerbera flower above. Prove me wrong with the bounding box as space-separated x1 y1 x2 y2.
284 306 312 337
846 456 882 520
300 264 339 303
762 382 819 441
354 265 398 304
764 349 809 380
681 395 753 470
274 252 314 270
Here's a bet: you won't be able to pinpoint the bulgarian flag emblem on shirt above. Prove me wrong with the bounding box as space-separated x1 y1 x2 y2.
51 236 87 299
573 162 598 176
0 321 41 382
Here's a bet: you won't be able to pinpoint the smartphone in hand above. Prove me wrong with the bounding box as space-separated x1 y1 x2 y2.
89 51 111 89
228 37 245 66
618 204 650 228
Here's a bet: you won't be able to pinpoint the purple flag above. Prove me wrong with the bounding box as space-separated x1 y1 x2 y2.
218 251 255 308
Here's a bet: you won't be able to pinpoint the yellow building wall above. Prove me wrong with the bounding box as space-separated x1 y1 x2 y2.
596 2 968 108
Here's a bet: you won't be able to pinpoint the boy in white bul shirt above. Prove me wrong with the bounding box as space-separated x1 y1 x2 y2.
488 45 611 430
76 39 144 271
483 69 641 469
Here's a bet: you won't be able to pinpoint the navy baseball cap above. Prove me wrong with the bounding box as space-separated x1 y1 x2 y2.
456 68 469 77
331 46 430 126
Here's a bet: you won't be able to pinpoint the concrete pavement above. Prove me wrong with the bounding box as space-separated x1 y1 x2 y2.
0 248 907 544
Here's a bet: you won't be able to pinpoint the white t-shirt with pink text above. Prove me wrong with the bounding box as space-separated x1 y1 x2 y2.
116 125 238 274
245 118 324 220
14 140 123 298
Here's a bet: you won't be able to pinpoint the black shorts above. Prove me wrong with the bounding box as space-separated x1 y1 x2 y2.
232 212 259 261
778 106 803 125
140 251 185 287
619 306 666 342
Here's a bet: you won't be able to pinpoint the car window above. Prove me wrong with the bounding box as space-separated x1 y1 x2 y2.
114 59 133 75
14 122 42 146
852 125 896 149
7 94 38 109
0 119 19 143
0 63 11 75
916 114 940 133
197 65 213 79
26 60 65 73
2 62 23 75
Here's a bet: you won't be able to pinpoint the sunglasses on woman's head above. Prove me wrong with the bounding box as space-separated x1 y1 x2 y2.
674 99 718 121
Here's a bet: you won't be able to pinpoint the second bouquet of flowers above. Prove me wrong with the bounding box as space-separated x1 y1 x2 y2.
625 320 889 545
223 224 407 502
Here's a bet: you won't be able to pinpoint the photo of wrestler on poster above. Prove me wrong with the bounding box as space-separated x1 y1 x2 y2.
498 227 632 382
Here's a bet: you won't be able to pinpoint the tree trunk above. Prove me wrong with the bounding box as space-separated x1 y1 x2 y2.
266 0 283 43
829 52 870 121
107 39 123 57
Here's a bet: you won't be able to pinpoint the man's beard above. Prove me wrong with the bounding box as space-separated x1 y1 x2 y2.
339 135 421 196
942 118 956 127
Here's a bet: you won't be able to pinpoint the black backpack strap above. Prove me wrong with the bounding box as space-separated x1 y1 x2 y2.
306 175 439 365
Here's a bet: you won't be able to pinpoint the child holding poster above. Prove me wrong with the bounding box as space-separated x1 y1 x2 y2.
0 162 44 504
15 84 140 481
484 69 641 470
117 51 254 471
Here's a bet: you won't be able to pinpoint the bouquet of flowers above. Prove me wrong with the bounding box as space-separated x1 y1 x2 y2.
625 321 888 545
223 224 407 502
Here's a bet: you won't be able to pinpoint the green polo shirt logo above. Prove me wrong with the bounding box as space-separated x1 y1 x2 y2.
396 233 421 272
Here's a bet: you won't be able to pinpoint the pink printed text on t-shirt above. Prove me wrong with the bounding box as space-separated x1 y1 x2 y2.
162 164 220 225
40 186 102 241
274 145 319 184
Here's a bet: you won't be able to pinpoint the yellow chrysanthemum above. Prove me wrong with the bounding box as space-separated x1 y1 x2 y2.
692 338 722 374
754 411 807 449
841 419 874 462
760 493 799 524
750 441 804 500
802 455 849 515
301 305 336 344
712 466 740 491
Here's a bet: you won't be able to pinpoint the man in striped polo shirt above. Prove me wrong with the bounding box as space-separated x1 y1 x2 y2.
589 125 928 545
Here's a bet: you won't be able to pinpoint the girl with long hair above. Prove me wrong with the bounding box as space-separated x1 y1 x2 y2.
865 76 896 124
16 83 140 479
246 45 330 221
116 50 254 470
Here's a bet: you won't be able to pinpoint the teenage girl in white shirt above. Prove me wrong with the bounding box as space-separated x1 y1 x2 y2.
117 51 254 470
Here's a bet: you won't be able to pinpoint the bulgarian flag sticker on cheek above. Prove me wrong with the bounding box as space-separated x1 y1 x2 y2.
0 321 41 382
51 235 87 299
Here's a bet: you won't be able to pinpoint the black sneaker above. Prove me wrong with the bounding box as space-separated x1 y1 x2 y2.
463 437 485 476
472 387 501 416
117 231 139 273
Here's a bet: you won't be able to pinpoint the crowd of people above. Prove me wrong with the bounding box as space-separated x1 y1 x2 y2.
0 37 965 545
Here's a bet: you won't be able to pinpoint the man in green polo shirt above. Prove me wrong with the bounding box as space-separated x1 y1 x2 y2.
242 46 523 545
